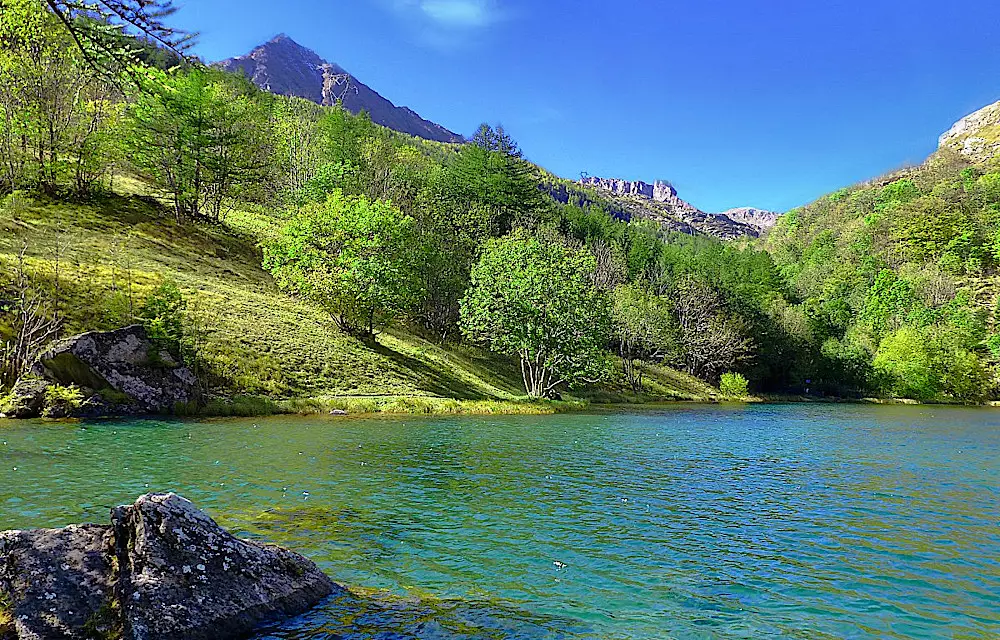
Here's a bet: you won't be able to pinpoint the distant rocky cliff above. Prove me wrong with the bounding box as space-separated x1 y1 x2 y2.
217 34 462 144
718 207 782 234
579 177 780 240
939 99 1000 163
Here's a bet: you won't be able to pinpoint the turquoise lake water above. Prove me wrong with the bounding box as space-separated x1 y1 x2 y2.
1 404 999 638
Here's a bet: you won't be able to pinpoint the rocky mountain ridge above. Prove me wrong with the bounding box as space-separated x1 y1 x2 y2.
938 98 1000 163
217 34 462 143
579 176 780 239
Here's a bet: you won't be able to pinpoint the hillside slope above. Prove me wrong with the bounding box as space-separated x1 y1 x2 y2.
0 188 720 410
759 101 1000 400
217 35 463 144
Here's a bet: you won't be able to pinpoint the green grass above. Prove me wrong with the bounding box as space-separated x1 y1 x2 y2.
0 589 12 639
0 184 720 409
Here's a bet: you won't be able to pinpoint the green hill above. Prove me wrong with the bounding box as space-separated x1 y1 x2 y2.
762 145 1000 401
0 185 720 415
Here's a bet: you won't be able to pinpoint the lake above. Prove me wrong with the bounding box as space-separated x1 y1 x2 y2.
2 404 999 638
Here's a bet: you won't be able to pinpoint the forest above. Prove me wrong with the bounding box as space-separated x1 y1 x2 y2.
2 0 999 407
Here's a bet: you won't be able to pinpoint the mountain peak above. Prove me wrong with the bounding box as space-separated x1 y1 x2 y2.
217 37 463 144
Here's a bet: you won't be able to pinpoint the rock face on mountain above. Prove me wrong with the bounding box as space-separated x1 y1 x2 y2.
939 99 1000 163
579 176 780 239
217 34 462 144
719 207 782 233
1 325 200 419
0 493 338 640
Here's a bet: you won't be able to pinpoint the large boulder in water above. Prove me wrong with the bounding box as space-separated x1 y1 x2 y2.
112 493 338 640
2 325 200 418
0 494 338 640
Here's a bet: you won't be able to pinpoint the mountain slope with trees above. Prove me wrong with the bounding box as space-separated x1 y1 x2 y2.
3 0 998 412
763 122 1000 400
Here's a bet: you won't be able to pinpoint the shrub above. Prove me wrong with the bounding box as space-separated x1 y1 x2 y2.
139 280 186 348
42 384 85 418
873 327 939 400
0 590 13 637
719 372 750 398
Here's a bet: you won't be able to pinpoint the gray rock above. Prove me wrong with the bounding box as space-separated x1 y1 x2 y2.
0 494 338 640
939 99 1000 162
717 207 781 232
7 325 200 418
112 493 338 640
0 524 118 640
1 377 50 419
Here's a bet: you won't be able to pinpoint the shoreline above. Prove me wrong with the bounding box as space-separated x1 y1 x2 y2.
5 394 994 424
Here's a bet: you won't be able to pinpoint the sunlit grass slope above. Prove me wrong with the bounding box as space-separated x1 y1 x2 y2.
0 186 719 410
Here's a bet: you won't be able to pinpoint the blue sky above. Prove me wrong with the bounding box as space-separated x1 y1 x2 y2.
172 0 1000 213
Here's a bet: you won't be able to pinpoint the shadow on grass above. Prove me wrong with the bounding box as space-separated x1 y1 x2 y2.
372 341 486 400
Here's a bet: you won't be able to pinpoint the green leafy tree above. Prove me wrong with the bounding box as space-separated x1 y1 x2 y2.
445 123 548 235
123 68 271 220
460 230 610 398
41 0 195 81
263 190 421 342
611 283 678 392
873 326 939 400
0 0 119 195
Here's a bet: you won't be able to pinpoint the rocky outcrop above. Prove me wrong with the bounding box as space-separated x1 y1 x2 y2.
217 34 463 144
718 207 781 233
579 177 678 202
939 99 1000 163
0 493 338 640
2 325 200 419
579 176 780 239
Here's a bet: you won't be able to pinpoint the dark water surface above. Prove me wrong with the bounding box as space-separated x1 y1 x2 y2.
2 404 999 638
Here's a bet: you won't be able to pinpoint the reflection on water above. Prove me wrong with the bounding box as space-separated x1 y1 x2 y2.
1 404 999 639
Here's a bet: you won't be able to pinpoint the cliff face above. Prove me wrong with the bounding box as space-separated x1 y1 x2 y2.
579 176 780 240
718 207 782 233
939 99 1000 163
217 34 463 144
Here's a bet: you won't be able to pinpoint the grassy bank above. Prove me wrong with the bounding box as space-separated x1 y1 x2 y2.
0 187 724 409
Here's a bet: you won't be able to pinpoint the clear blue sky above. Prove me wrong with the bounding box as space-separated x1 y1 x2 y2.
171 0 1000 213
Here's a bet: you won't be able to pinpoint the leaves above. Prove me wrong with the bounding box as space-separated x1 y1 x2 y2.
460 230 610 397
263 190 421 339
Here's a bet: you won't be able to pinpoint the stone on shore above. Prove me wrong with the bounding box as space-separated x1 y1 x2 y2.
0 493 338 640
1 325 200 419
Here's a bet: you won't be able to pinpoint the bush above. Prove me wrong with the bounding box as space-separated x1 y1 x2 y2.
42 384 85 418
873 327 939 400
719 372 750 398
139 280 186 348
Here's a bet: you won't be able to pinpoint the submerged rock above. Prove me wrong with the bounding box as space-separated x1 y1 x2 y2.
0 494 337 640
1 325 200 419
